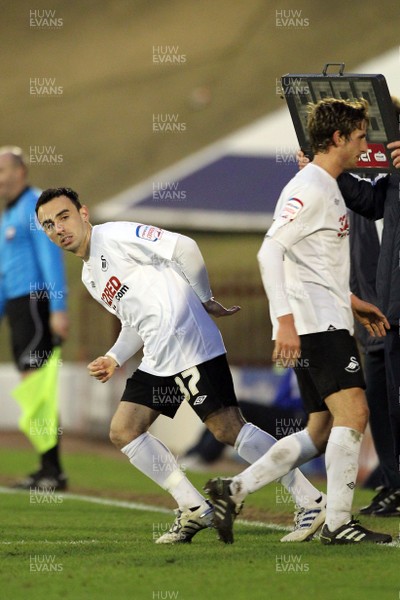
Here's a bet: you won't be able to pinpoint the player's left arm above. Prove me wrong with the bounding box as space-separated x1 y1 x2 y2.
172 234 240 317
123 224 240 316
350 293 390 337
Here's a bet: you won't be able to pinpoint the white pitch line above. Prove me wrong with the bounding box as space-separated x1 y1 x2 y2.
1 487 399 546
0 486 171 514
238 519 291 532
0 540 104 545
0 486 287 530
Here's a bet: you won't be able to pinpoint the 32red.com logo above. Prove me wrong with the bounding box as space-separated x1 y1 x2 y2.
101 276 129 306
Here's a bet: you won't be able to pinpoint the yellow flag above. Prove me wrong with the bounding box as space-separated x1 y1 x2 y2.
12 347 61 453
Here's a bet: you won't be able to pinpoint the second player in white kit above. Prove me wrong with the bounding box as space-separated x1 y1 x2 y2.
265 162 353 337
205 97 392 545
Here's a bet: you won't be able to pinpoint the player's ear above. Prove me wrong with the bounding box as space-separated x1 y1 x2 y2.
332 130 343 146
79 205 90 222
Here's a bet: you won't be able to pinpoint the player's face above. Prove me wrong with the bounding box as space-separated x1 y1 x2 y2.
341 120 369 168
38 196 90 257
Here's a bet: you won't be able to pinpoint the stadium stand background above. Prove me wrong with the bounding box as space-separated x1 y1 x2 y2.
1 1 399 458
1 0 399 362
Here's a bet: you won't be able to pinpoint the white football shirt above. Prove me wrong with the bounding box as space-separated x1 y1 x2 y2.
260 163 353 337
81 222 225 376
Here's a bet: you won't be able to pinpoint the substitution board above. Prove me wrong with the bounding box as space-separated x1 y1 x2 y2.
281 63 399 173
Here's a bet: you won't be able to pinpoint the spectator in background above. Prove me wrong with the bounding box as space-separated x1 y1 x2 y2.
0 146 69 490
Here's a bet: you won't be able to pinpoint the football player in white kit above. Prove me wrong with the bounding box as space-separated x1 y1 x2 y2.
205 98 393 545
35 188 326 544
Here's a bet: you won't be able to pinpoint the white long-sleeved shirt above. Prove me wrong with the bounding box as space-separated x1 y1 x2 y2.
82 222 225 375
258 163 354 339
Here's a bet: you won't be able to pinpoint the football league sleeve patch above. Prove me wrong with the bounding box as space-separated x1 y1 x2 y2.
127 223 179 260
267 197 304 238
135 224 164 242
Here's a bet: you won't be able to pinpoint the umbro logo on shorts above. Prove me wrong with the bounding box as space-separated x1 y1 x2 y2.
344 356 360 373
193 395 207 405
347 482 355 490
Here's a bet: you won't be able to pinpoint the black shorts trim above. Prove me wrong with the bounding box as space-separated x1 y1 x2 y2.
293 329 365 414
120 354 238 421
5 295 54 372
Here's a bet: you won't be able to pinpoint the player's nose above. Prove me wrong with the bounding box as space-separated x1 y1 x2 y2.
55 221 65 234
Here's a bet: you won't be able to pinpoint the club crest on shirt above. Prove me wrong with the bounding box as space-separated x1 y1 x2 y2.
101 255 108 271
136 224 163 242
278 198 304 222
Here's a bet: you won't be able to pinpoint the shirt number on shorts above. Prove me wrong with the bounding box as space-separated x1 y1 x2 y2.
174 367 200 402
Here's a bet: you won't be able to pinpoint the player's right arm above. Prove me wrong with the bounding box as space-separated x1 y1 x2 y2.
87 355 118 383
257 177 321 365
105 324 144 369
87 325 144 383
258 236 300 366
274 314 301 367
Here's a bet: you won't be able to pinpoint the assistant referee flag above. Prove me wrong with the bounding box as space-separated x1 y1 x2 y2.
12 347 61 453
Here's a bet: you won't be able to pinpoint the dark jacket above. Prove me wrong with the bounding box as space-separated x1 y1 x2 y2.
338 172 400 326
349 209 384 353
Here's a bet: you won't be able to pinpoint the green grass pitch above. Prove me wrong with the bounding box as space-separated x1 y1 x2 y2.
0 447 398 600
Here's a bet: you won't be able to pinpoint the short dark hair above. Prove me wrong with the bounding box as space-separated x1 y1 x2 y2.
307 97 369 154
35 187 82 217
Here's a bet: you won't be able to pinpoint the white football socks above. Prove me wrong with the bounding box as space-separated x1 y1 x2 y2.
324 426 363 531
121 433 204 510
235 423 322 508
231 427 319 504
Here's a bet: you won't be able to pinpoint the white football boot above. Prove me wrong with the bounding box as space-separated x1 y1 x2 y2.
155 500 214 544
281 496 327 542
